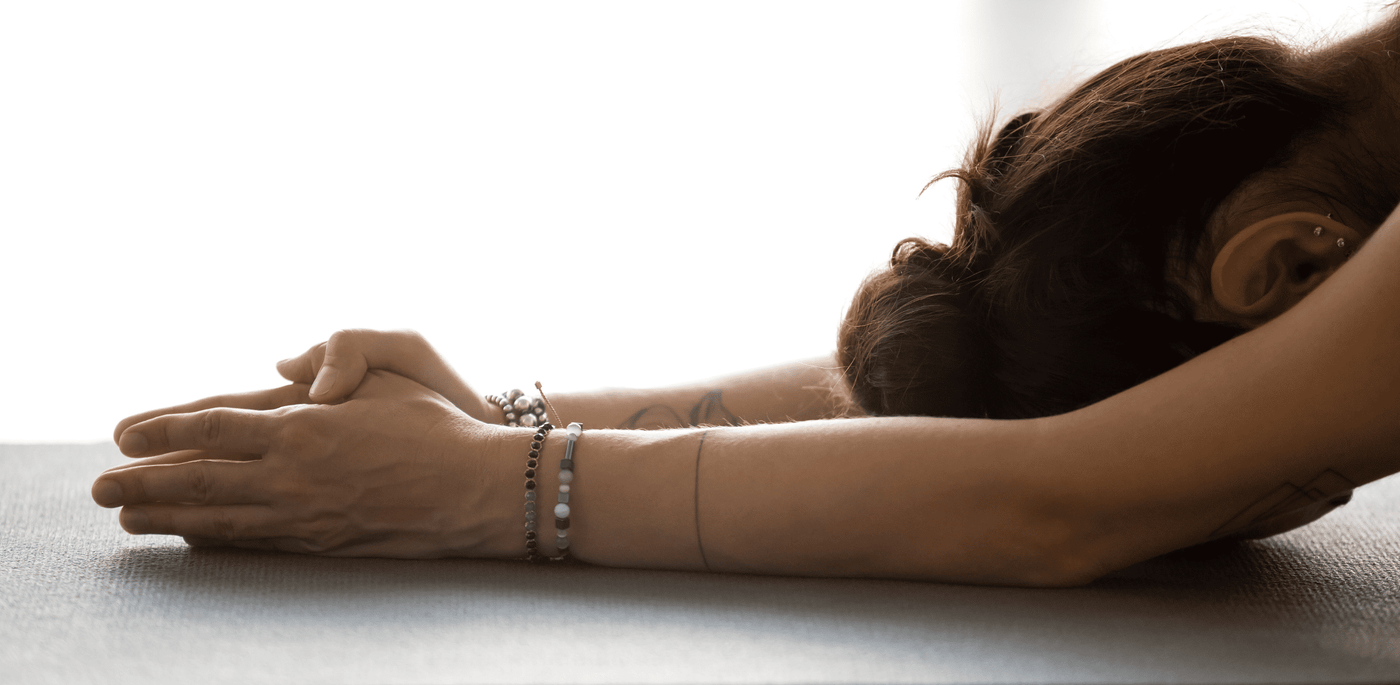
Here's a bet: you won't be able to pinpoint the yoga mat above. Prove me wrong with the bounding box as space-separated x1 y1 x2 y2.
4 443 1399 684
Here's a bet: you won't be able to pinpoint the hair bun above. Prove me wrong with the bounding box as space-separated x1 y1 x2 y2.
838 238 993 418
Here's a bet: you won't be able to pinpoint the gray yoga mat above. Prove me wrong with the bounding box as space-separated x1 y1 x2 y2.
4 442 1400 684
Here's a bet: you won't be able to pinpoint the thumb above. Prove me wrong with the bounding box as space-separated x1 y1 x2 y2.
308 333 370 402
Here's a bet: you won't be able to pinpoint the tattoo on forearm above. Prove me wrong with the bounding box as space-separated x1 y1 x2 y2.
689 390 741 427
1208 468 1356 540
617 390 741 429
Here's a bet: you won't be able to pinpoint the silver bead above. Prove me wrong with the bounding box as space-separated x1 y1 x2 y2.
507 389 524 401
554 503 570 518
557 528 568 537
505 412 517 422
566 423 583 438
520 414 537 428
513 397 532 413
557 537 570 549
1314 226 1324 236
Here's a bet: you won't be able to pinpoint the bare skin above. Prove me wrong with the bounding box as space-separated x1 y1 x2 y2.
89 194 1400 585
90 14 1400 586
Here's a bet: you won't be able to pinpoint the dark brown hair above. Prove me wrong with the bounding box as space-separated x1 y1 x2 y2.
839 36 1355 419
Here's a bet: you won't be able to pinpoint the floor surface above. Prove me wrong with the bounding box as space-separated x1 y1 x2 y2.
4 443 1400 684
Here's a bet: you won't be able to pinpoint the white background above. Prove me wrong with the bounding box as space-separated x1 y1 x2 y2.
0 1 1383 442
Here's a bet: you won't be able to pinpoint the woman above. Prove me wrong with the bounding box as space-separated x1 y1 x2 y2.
92 10 1400 586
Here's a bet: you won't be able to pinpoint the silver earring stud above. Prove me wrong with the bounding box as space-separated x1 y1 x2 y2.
1337 237 1347 249
1314 226 1324 236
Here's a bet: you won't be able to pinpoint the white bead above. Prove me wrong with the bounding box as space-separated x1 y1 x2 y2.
554 503 570 518
507 389 523 401
520 414 537 428
566 423 583 438
557 537 570 549
558 469 573 484
513 397 532 413
559 484 570 493
557 529 568 537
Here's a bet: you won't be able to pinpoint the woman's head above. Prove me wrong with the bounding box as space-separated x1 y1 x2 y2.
840 29 1396 420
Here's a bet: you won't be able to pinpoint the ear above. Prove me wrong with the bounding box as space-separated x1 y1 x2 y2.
1209 211 1361 325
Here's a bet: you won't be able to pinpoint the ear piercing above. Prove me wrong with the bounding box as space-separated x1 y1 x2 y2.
1314 225 1348 250
1314 224 1355 261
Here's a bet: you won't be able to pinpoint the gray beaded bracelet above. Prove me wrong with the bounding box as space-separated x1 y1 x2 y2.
487 389 548 428
523 422 553 563
553 422 583 561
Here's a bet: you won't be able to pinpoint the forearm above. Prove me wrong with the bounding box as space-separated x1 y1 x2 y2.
1050 200 1400 573
540 355 853 430
515 414 1069 585
524 203 1400 586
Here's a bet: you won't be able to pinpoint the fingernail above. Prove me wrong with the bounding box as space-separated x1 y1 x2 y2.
310 368 337 397
92 480 123 507
119 432 148 455
121 509 149 535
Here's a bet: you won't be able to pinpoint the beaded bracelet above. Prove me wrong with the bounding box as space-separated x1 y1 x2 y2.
487 389 548 428
523 421 554 563
553 422 583 561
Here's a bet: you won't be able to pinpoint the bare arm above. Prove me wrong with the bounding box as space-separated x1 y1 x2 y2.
263 330 850 435
524 202 1400 585
97 206 1400 586
547 355 852 429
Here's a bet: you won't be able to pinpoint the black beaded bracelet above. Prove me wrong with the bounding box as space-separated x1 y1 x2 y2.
523 422 553 563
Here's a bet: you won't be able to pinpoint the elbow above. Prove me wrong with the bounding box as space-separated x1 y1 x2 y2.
1000 512 1115 589
1014 550 1109 588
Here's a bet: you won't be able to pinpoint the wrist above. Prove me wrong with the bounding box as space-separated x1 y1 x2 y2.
450 424 539 559
483 423 566 560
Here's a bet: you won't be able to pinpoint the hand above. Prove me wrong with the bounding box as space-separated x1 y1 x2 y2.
277 329 501 424
93 371 521 558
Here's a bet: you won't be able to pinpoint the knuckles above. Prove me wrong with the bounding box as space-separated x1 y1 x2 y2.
209 509 239 541
199 411 223 446
185 464 213 504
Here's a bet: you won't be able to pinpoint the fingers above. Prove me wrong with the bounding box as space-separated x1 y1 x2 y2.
101 449 260 475
273 329 489 418
307 329 372 402
113 384 310 445
117 504 276 540
277 330 374 403
116 407 278 459
93 459 269 507
183 536 282 551
275 342 325 384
